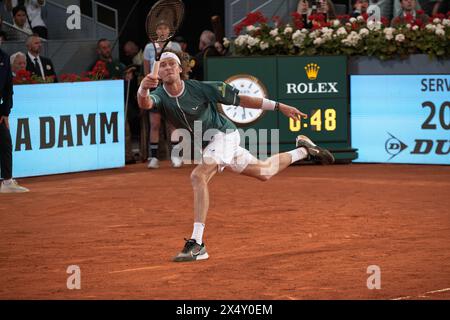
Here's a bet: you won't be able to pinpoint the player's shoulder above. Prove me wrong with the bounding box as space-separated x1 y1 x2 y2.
185 79 204 86
187 79 226 90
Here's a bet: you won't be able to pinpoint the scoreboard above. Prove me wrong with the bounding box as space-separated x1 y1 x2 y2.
206 56 356 161
351 75 449 165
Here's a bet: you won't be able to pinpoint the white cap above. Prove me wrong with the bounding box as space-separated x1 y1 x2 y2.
160 52 181 66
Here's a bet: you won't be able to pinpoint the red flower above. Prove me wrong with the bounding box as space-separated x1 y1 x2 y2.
414 18 423 27
416 10 425 15
13 69 32 84
291 12 301 19
336 14 350 23
381 16 390 27
361 13 369 21
91 60 109 79
60 73 80 82
308 13 326 22
404 13 414 23
431 13 445 20
311 22 321 30
290 12 304 29
233 11 268 35
234 24 244 35
15 69 31 77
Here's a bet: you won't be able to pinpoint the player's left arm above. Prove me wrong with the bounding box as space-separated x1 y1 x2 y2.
207 82 307 121
239 95 308 122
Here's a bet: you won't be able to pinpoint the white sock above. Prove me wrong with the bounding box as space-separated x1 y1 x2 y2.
191 222 205 245
288 147 308 164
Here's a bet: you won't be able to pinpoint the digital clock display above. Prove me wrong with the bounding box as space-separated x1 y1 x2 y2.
279 99 348 144
289 108 337 132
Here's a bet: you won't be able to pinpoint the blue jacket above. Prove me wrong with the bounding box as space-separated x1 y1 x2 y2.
0 49 13 117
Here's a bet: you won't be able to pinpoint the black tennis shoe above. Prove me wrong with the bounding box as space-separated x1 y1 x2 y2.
173 239 209 262
296 135 335 165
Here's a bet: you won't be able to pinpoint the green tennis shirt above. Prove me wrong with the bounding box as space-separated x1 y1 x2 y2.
149 80 240 134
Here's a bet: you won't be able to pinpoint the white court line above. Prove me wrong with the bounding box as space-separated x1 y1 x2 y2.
426 288 450 294
109 266 162 274
392 288 450 300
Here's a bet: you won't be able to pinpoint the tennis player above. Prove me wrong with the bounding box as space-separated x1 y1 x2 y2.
137 51 334 262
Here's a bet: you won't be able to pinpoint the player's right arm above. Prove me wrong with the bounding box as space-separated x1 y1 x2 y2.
137 74 159 110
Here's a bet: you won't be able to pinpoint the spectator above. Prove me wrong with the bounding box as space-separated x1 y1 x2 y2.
6 0 47 39
297 0 336 28
143 20 182 76
352 0 370 17
297 0 336 18
91 39 125 79
391 0 429 26
417 0 443 16
0 47 29 193
371 0 395 21
6 5 32 41
10 51 26 76
12 5 32 35
25 35 57 82
191 30 221 81
393 0 423 18
142 21 183 169
123 40 144 69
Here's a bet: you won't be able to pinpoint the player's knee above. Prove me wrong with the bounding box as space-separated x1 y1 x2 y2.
191 171 208 188
257 161 276 181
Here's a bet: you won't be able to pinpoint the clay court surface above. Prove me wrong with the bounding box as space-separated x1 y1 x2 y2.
1 163 449 300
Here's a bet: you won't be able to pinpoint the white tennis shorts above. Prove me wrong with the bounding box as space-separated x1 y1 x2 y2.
202 130 256 173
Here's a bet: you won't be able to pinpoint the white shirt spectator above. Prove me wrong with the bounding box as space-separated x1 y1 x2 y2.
13 21 33 35
11 0 46 29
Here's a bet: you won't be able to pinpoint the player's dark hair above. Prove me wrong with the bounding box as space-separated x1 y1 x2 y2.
13 5 27 17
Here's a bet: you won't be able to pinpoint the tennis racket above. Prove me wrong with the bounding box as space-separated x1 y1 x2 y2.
145 0 185 78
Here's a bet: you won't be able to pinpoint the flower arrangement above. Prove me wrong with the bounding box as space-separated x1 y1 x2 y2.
13 69 56 85
227 11 450 60
60 60 110 83
13 60 111 85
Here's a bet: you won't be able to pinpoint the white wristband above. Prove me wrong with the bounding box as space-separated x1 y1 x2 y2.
261 98 278 111
137 86 149 98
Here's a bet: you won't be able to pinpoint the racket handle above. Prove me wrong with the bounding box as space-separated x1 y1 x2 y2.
152 61 160 78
